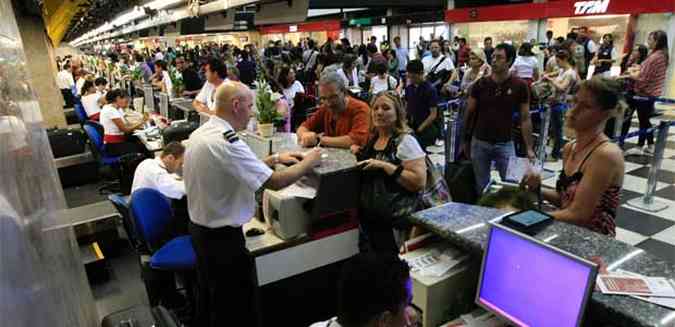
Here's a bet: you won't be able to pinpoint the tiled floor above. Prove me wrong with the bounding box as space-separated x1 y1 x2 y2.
539 117 675 264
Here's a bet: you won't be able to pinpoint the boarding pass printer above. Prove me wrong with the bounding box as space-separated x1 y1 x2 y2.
263 167 360 240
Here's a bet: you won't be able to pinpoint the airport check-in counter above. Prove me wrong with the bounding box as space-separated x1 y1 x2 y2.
239 133 362 326
408 202 675 327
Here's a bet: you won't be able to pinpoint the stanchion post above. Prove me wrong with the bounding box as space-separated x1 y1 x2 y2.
537 104 551 167
445 105 459 164
627 120 671 212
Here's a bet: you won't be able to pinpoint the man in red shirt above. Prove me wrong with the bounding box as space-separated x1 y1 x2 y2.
457 38 471 67
297 72 370 148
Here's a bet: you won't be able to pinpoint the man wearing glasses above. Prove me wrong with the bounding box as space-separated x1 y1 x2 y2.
461 43 534 195
297 72 370 148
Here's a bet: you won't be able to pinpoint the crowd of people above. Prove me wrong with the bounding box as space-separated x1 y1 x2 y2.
55 26 670 326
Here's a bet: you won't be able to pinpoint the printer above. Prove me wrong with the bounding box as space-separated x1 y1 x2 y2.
263 188 312 240
263 160 361 240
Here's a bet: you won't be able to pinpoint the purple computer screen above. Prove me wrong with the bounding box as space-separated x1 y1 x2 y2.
477 226 594 327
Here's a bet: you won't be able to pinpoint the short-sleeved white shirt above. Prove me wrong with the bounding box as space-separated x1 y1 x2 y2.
195 82 217 111
396 134 426 161
100 104 125 136
282 80 305 108
422 55 454 77
370 75 398 94
510 56 539 79
161 71 174 98
131 158 186 199
81 93 102 118
184 115 273 228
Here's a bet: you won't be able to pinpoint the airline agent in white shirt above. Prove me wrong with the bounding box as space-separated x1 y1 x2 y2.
184 81 321 326
131 141 186 199
192 58 227 115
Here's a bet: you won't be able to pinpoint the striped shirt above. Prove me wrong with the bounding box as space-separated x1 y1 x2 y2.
634 50 668 97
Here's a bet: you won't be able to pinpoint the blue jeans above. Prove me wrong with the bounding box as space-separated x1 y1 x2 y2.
550 103 568 159
471 138 516 194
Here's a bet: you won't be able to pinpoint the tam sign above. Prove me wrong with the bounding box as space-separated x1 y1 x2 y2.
573 0 610 15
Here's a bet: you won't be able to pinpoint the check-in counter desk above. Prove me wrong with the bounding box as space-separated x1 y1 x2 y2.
410 202 675 327
239 137 362 327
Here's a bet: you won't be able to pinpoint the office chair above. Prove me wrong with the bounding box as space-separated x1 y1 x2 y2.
108 194 143 253
83 121 122 193
130 188 196 313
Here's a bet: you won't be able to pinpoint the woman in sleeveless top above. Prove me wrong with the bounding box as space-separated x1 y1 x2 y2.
522 77 625 236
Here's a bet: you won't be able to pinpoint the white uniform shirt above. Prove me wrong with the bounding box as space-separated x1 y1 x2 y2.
131 158 186 199
422 55 454 77
184 115 273 228
195 82 217 111
100 104 125 137
81 93 102 118
56 70 75 89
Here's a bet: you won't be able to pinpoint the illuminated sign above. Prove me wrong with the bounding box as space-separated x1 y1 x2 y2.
289 25 298 32
573 0 610 15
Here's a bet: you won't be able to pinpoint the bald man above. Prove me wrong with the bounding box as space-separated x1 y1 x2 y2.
184 81 321 326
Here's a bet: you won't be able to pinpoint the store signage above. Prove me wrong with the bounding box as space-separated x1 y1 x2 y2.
348 18 372 27
573 0 610 15
289 25 298 32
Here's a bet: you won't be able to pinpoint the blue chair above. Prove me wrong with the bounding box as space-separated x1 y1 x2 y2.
130 188 195 271
108 194 142 252
83 121 120 166
74 102 88 125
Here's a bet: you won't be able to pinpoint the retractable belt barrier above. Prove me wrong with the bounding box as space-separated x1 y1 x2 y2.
625 120 673 212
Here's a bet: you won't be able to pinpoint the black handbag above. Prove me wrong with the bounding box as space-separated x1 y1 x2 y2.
358 134 421 221
445 160 479 204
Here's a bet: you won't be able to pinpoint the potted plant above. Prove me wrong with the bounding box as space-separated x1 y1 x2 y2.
254 76 284 138
168 66 184 98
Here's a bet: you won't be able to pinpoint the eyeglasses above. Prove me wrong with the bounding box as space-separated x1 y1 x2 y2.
319 93 341 103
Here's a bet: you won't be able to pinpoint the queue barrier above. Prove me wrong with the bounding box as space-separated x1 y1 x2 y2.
625 120 674 213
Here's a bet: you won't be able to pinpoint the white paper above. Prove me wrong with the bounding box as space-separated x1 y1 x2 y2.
278 180 317 199
505 156 539 183
597 273 675 298
406 247 468 278
616 270 675 309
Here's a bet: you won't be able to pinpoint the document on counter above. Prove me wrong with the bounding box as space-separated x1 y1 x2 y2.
278 178 317 199
614 270 675 309
405 246 468 278
596 273 675 298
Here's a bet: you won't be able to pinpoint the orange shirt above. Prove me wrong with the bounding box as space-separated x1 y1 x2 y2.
300 96 370 146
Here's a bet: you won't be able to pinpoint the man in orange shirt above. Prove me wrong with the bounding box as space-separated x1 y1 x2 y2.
297 72 370 148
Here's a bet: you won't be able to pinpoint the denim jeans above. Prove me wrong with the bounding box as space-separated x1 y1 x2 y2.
471 138 516 194
550 102 568 159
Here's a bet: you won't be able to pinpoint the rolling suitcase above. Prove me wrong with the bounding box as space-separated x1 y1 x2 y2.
162 121 199 144
47 127 86 158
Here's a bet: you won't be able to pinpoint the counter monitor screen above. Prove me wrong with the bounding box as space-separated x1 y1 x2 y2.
476 224 597 327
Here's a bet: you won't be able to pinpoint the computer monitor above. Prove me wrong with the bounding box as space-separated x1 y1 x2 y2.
476 224 597 327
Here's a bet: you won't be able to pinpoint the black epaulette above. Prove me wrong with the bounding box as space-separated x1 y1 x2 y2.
223 130 239 143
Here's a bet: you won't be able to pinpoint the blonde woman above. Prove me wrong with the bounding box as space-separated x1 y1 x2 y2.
353 91 427 254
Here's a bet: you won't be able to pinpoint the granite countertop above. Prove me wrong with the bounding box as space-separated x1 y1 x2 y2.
411 202 675 327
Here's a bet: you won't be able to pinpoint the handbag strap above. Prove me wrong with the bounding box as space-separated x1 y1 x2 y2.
430 56 447 75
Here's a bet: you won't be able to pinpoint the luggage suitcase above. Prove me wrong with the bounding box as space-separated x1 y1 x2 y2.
65 109 79 125
101 305 180 327
162 121 199 144
445 160 479 204
48 127 86 158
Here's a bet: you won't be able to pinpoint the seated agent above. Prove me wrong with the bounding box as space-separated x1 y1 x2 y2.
310 253 416 327
131 141 186 200
297 72 370 148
